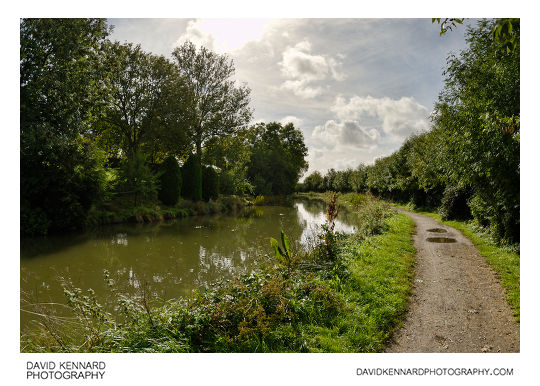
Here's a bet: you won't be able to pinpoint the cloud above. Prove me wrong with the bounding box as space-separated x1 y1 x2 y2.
305 94 430 176
280 80 323 99
278 40 345 98
174 20 217 51
331 95 429 137
174 19 270 53
312 120 379 149
279 115 304 127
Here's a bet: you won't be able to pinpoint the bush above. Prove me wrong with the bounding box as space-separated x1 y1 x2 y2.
438 185 472 221
357 200 393 238
202 166 219 201
158 156 182 206
181 154 202 202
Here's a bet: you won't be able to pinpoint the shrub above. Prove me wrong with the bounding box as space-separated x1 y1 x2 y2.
202 166 219 201
181 154 202 202
357 200 392 237
158 156 182 206
438 185 472 221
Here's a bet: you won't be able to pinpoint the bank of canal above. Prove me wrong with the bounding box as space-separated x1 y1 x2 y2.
21 199 359 333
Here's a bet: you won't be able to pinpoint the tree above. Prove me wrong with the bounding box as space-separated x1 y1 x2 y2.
97 42 191 160
117 151 158 206
433 19 520 242
246 122 308 196
202 166 220 201
20 18 110 235
202 128 253 195
349 164 367 193
323 169 337 192
158 156 182 206
333 169 353 192
171 41 253 162
303 171 324 192
182 154 203 202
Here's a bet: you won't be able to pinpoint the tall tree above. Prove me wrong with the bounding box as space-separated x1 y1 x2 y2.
434 19 520 242
171 41 253 162
246 122 308 195
97 42 191 160
20 18 110 235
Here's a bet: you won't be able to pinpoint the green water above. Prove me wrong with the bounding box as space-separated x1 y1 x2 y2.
20 199 359 332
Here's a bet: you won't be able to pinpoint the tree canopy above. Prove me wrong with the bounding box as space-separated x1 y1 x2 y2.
171 41 253 161
247 122 308 195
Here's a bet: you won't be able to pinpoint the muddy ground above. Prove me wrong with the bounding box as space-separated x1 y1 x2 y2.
386 209 519 353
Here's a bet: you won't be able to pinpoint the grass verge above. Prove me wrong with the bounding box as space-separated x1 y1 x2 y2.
304 212 416 351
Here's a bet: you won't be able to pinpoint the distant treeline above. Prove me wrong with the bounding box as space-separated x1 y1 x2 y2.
299 19 520 244
20 19 307 236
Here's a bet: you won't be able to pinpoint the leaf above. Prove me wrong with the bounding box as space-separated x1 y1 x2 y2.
281 230 290 255
270 237 280 257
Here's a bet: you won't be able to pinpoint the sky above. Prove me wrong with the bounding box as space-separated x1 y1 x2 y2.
109 18 471 176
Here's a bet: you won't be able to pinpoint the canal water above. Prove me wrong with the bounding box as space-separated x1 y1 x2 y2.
20 199 360 332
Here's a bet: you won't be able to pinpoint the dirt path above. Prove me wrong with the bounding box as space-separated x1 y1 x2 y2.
386 209 519 353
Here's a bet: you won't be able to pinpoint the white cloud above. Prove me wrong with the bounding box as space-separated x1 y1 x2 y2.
312 120 379 149
280 41 328 82
306 94 430 177
175 20 217 51
279 115 304 127
278 40 345 99
280 80 323 99
331 95 429 137
174 19 271 53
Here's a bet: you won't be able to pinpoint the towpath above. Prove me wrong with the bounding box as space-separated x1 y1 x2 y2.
387 209 519 353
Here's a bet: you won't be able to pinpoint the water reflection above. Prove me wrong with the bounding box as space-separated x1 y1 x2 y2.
294 201 356 244
20 199 360 331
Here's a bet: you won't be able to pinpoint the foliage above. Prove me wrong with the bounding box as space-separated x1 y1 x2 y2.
300 19 520 246
316 193 341 260
301 171 325 192
181 154 203 202
202 166 220 201
349 164 368 193
21 136 107 235
203 129 253 196
158 156 182 206
438 184 471 221
20 18 110 236
247 122 309 195
171 41 252 160
270 231 293 270
117 151 158 206
434 19 520 243
491 19 520 54
432 18 464 36
97 42 191 160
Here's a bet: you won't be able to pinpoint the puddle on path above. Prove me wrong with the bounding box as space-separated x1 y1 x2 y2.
427 228 447 233
426 237 456 243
